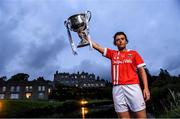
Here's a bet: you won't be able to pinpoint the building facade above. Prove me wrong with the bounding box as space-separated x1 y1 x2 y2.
0 78 52 100
54 71 106 88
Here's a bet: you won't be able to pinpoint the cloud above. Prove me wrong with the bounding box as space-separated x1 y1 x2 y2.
0 0 69 80
0 0 180 81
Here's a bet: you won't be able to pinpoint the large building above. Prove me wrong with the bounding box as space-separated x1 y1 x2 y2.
0 78 52 100
54 71 106 88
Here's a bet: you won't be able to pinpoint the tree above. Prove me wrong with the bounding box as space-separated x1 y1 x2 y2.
0 76 7 81
37 76 45 81
159 68 171 80
9 73 29 81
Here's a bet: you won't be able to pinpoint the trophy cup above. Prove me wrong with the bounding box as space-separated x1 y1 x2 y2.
64 11 92 55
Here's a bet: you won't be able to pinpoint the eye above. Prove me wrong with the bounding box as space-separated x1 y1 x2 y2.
115 39 120 42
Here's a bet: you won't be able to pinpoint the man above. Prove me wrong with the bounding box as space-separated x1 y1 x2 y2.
78 31 150 118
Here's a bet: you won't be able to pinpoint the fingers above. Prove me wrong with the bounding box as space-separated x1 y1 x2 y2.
78 30 88 41
143 90 150 102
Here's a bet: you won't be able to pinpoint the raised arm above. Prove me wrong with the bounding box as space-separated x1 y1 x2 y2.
78 31 104 54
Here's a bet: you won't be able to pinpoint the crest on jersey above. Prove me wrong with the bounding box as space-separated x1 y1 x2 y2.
127 54 133 58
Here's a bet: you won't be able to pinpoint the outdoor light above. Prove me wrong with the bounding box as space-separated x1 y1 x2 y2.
80 100 88 105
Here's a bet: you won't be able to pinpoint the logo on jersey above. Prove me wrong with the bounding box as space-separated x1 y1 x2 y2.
127 54 133 58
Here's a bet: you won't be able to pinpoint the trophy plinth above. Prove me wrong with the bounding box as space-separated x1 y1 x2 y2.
64 11 92 55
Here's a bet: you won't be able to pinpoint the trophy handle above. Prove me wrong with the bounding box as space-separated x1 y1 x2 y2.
86 11 91 22
64 20 69 27
64 20 78 55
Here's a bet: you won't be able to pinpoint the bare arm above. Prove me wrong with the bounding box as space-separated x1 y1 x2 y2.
78 31 104 54
138 66 150 102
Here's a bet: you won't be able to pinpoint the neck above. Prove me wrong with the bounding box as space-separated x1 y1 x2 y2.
118 47 127 52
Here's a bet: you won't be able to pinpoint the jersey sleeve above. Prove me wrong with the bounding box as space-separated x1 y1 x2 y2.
102 48 113 59
134 51 146 68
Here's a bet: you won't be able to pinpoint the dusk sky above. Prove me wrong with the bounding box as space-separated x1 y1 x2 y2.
0 0 180 81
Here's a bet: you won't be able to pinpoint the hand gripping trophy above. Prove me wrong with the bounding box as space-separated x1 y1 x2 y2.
64 11 92 55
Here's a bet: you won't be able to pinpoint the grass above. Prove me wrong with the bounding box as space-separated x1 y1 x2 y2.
0 99 114 118
0 100 63 117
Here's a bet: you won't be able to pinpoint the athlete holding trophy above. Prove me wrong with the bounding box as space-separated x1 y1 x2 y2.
64 11 150 118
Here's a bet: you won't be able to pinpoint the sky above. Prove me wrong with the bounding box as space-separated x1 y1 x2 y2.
0 0 180 81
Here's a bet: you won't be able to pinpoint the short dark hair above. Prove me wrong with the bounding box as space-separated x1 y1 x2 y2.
113 32 128 45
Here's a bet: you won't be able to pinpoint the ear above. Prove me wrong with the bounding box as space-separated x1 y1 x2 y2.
126 40 128 44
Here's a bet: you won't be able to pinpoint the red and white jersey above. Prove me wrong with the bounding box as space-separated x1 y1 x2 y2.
103 48 145 85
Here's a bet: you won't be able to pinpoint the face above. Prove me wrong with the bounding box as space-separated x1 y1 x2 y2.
114 34 127 49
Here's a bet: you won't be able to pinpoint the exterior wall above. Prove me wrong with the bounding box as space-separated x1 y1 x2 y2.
0 80 51 100
54 71 106 88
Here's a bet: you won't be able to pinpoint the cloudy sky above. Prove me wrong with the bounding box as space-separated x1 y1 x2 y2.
0 0 179 81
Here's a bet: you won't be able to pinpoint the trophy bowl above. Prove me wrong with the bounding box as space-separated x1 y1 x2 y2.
68 14 87 32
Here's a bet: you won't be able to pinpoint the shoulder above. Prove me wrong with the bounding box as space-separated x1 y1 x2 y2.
127 49 141 57
106 48 117 53
127 49 137 54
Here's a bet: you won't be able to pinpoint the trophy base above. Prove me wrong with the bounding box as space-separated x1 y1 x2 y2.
77 43 90 48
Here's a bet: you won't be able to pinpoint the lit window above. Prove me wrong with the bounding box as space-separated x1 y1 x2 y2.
25 93 32 99
2 86 6 92
10 86 15 92
38 86 41 91
10 94 19 99
16 86 20 92
38 93 44 99
48 88 51 94
0 94 5 99
42 86 45 91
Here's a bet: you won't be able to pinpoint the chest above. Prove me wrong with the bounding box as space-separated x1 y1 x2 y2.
112 52 134 65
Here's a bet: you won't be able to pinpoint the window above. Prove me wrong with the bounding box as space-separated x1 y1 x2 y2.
38 86 45 91
16 86 20 92
25 93 32 99
38 86 41 91
101 83 104 86
26 86 32 92
48 88 51 94
42 86 45 91
10 94 19 99
2 86 6 92
0 94 5 99
10 86 15 92
38 93 44 99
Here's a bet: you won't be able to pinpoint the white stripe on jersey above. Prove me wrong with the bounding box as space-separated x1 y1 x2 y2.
116 65 119 85
137 63 146 68
113 65 116 85
103 48 107 56
116 52 120 85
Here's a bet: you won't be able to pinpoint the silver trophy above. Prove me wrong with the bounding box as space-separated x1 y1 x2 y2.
64 11 92 55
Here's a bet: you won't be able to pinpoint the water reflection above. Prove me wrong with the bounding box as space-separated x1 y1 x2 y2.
0 101 2 112
81 107 88 119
